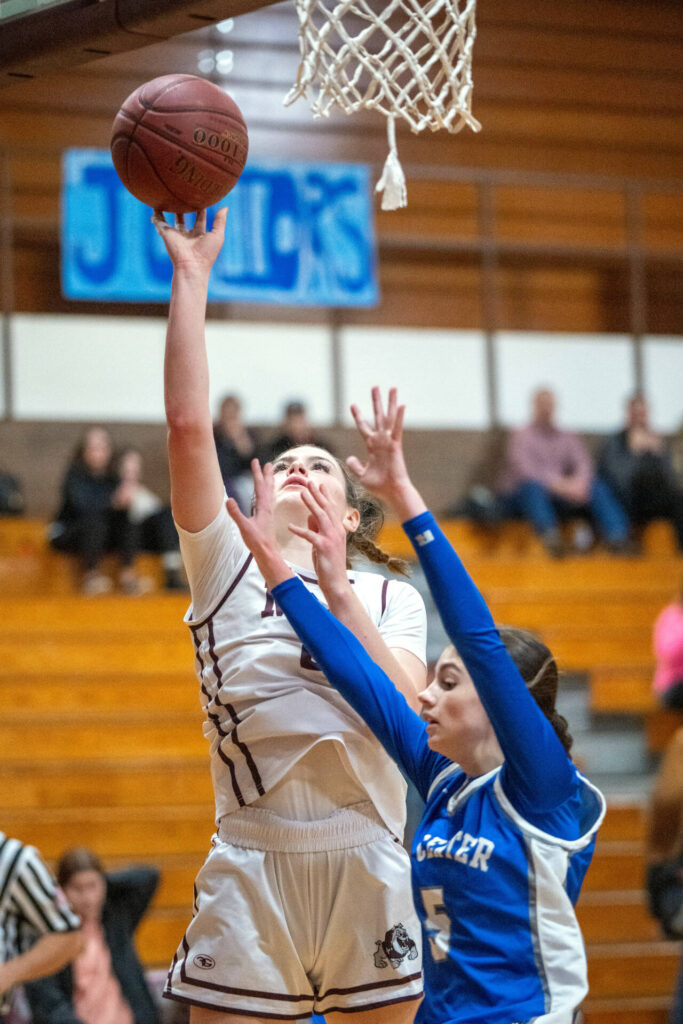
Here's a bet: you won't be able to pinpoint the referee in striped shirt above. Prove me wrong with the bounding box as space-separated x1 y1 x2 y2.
0 832 81 1022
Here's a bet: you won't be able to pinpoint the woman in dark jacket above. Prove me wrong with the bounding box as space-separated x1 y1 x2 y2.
24 848 161 1024
49 427 141 594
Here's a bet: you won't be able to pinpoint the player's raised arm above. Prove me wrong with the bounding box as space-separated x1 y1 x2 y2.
153 207 227 532
348 388 576 807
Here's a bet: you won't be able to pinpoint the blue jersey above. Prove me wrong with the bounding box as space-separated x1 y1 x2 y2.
272 511 605 1024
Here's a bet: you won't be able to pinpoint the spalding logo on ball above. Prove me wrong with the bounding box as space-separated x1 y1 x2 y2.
111 74 248 214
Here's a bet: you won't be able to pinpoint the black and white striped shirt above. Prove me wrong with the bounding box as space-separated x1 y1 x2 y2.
0 832 80 1014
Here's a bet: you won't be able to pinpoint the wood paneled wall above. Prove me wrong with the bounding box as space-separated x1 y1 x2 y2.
1 0 681 332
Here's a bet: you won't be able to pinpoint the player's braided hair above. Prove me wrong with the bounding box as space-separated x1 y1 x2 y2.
497 626 574 754
338 458 410 577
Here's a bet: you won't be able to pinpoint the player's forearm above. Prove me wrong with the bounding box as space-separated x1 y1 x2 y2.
0 931 82 992
382 480 427 524
325 583 422 710
164 268 212 430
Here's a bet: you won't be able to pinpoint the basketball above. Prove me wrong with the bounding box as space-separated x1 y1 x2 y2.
110 73 248 213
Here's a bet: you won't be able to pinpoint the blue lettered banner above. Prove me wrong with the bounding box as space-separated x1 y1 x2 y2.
61 149 379 307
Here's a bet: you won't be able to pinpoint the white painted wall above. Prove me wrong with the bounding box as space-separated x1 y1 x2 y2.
8 314 683 433
496 332 635 432
643 337 683 432
339 327 489 428
13 315 167 422
205 321 333 423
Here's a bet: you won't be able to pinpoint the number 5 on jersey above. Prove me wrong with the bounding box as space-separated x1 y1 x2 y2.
421 886 451 962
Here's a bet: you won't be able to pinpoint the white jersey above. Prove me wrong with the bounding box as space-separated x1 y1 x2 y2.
178 504 427 840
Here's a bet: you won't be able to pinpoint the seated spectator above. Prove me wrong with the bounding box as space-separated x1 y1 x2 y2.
24 848 161 1024
599 394 683 553
263 399 332 462
48 428 143 595
213 394 257 513
654 584 683 711
116 448 186 591
496 388 631 556
0 832 81 1024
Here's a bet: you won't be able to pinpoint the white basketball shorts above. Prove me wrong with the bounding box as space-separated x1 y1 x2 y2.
164 802 423 1019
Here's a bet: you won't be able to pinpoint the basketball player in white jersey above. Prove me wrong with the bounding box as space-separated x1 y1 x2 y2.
153 208 427 1024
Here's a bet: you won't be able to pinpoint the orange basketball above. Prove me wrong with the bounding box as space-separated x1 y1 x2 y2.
110 74 248 213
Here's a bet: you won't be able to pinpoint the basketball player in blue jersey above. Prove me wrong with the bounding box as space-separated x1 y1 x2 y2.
152 210 427 1023
227 387 607 1024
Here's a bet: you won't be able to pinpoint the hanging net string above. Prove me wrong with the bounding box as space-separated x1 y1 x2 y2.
285 0 481 208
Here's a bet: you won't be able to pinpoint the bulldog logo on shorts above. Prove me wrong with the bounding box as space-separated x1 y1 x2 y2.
373 923 419 969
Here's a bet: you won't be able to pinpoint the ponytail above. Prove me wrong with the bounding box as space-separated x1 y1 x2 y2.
498 626 574 754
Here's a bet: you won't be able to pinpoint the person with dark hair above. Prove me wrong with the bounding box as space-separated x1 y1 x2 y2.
599 394 683 552
212 395 258 513
49 427 143 595
0 833 81 1024
152 209 427 1023
24 848 161 1024
227 387 607 1024
265 399 332 462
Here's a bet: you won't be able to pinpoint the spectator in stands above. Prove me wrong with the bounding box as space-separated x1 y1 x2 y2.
116 448 187 591
25 848 161 1024
646 727 683 1024
496 387 631 557
212 394 257 513
48 428 144 595
263 399 332 462
653 584 683 711
599 394 683 553
0 831 81 1024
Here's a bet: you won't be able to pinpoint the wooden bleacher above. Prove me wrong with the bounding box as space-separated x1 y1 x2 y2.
0 516 681 1021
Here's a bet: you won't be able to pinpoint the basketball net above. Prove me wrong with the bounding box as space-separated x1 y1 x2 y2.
285 0 481 210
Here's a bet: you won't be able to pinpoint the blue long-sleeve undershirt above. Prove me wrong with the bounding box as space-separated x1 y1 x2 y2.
402 511 575 812
272 511 576 818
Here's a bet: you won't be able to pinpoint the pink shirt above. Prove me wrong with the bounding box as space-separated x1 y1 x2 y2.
498 424 594 495
653 603 683 695
73 920 134 1024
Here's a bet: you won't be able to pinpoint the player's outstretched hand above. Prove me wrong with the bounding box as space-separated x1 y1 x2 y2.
347 386 409 501
226 460 293 590
288 480 350 600
348 387 427 522
152 206 227 274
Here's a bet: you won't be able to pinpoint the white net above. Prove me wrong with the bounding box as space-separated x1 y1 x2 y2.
285 0 481 209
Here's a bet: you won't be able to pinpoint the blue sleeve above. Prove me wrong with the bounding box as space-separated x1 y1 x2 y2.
271 576 449 800
403 511 575 815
